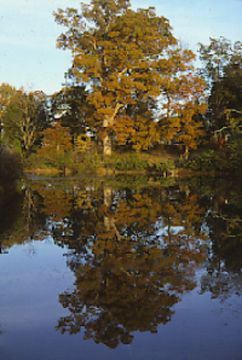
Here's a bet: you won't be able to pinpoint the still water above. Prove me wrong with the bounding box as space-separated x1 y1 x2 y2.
0 176 241 360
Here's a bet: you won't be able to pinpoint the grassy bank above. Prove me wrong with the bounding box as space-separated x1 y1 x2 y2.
25 150 178 177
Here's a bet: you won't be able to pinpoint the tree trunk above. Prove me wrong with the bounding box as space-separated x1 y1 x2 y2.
0 122 4 142
62 164 66 177
102 103 124 157
184 146 189 160
103 133 112 156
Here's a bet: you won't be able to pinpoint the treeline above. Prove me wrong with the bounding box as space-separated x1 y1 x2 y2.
0 0 241 175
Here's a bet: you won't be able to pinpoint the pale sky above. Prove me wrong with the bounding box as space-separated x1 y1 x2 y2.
0 0 241 94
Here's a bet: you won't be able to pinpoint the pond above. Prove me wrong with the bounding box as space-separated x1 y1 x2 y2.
0 176 241 360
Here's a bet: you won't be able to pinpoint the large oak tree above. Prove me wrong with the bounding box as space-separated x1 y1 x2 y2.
54 0 177 155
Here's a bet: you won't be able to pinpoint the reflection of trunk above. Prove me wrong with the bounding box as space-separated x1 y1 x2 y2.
103 186 122 241
167 217 171 243
104 186 112 207
104 186 112 230
103 133 112 156
23 186 36 233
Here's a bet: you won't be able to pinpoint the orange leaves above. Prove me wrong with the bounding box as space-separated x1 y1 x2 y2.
75 134 94 154
74 53 101 79
113 116 135 145
38 187 72 221
55 1 179 154
113 114 159 151
40 122 72 151
55 1 208 156
159 48 207 154
36 122 73 171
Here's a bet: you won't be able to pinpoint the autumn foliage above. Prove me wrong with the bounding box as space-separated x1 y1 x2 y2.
36 122 72 174
0 1 241 174
54 0 206 156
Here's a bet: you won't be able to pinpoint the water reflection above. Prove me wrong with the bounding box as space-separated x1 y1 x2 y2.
0 185 45 252
200 182 242 300
1 177 241 349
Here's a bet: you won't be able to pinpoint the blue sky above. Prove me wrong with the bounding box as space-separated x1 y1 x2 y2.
0 0 241 94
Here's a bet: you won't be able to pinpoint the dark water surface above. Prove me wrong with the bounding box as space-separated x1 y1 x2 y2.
0 176 241 360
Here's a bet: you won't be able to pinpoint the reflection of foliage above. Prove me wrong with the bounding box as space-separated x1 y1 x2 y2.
53 183 207 348
199 183 242 300
35 185 72 221
0 188 23 250
0 185 45 250
201 271 242 301
57 232 205 348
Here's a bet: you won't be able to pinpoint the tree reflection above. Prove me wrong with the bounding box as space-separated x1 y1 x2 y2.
200 180 242 299
0 184 45 251
53 181 207 348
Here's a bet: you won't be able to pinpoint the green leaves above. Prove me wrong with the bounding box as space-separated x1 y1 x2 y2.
0 85 48 157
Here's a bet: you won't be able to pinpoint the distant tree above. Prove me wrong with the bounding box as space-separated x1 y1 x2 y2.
0 83 18 142
198 38 242 136
51 85 95 142
0 86 49 157
211 54 242 135
198 37 235 84
36 122 72 175
75 133 94 154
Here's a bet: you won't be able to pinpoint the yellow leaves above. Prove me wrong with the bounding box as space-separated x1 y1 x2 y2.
199 102 208 115
113 114 159 150
36 122 73 171
75 134 93 154
74 53 101 78
40 122 72 152
37 187 72 221
159 54 207 152
114 115 135 145
108 31 120 38
88 91 106 109
55 1 208 155
75 190 93 210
